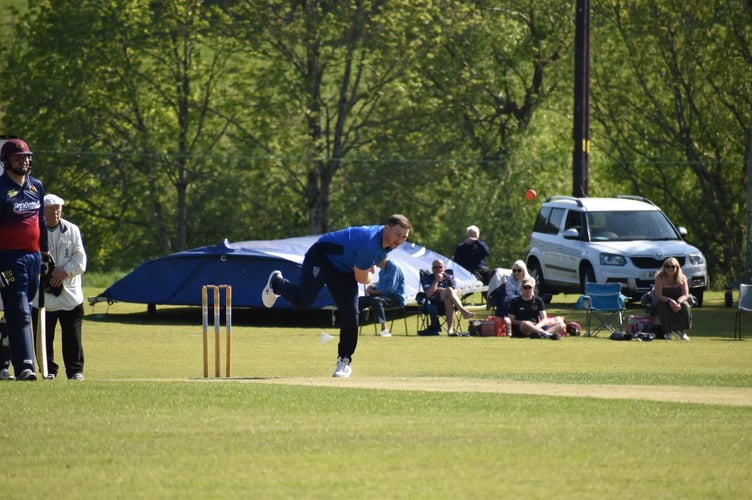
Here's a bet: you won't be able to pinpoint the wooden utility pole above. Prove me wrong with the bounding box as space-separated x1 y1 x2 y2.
572 0 590 197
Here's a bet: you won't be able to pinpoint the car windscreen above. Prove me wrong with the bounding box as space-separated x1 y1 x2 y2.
587 210 680 242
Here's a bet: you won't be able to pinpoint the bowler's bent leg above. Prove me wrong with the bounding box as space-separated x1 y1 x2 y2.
276 246 330 307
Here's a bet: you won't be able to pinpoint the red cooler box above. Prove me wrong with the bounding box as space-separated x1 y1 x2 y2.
627 315 653 335
480 316 505 337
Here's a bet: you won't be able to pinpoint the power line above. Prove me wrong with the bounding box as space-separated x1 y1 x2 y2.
20 149 749 167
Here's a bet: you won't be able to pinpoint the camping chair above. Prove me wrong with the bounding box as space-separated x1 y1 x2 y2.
460 271 490 306
415 269 465 335
577 282 626 337
486 268 509 311
734 284 752 340
487 283 507 317
359 292 409 336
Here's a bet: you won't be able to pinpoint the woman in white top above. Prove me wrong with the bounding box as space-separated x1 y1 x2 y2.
505 260 528 299
496 260 528 316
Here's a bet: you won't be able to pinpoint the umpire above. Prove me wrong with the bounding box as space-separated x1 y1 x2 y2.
32 194 87 380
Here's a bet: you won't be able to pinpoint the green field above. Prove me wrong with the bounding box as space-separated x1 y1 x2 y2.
1 288 751 499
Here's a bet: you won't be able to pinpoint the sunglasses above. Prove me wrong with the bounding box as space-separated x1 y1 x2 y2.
432 266 443 269
665 265 677 269
512 268 522 272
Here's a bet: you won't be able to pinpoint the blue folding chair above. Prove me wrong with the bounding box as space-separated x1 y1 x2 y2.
577 283 626 337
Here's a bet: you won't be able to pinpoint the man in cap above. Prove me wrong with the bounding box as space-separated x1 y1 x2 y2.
0 138 52 380
507 276 563 340
32 193 87 380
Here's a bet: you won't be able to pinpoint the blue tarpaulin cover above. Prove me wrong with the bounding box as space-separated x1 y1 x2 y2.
96 236 484 309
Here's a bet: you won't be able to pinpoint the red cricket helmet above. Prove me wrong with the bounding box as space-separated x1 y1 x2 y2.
1 138 33 159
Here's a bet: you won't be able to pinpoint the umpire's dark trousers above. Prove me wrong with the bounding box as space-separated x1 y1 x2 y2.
33 303 85 378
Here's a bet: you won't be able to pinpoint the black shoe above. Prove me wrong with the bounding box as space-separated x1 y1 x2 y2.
418 327 440 336
530 332 542 339
16 369 37 381
550 332 561 341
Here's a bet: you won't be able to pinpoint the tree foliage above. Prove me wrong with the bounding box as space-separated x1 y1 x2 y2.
3 0 252 268
591 0 752 286
0 0 748 288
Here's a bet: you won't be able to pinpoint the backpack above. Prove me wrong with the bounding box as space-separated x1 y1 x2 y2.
566 321 581 336
641 288 658 316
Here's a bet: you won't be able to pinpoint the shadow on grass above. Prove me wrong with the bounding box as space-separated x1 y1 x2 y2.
538 295 740 340
84 292 738 337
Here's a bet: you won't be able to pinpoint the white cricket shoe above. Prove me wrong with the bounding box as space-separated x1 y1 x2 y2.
680 333 690 341
262 271 282 308
377 329 392 337
332 357 352 378
0 368 14 381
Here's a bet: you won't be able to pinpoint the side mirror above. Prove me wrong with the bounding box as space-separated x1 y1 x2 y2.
563 228 580 240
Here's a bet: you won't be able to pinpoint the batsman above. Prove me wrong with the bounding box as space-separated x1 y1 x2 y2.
0 138 52 381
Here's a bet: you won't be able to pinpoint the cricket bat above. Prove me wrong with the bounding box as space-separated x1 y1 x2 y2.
36 279 49 378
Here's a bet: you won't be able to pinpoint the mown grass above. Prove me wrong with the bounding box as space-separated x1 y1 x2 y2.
1 286 751 499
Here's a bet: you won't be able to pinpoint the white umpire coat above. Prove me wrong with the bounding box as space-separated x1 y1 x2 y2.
32 218 87 312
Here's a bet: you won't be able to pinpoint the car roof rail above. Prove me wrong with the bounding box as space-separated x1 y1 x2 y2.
543 195 584 207
615 194 656 206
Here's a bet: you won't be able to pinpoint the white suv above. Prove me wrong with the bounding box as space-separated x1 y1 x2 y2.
525 195 707 305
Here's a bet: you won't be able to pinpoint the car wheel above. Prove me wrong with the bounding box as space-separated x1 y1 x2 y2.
580 263 595 294
528 260 549 301
527 260 546 296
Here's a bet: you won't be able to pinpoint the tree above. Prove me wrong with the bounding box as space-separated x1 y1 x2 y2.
227 0 452 234
2 0 250 268
363 0 576 261
18 0 749 284
591 0 752 285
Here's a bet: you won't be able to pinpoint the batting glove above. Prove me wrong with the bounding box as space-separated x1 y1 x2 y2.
41 254 55 278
